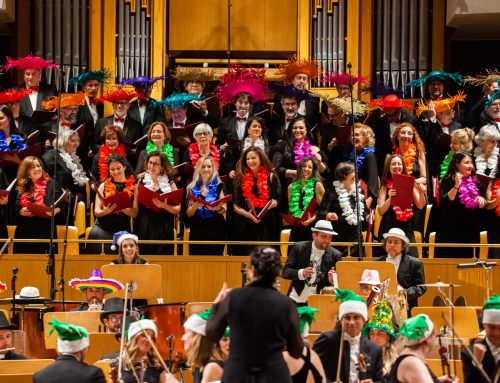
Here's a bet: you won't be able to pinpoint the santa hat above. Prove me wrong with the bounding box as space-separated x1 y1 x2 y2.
482 294 500 325
335 288 368 321
127 319 158 341
400 314 434 346
4 53 58 71
68 68 112 86
111 230 138 251
0 281 6 293
183 309 212 336
49 317 89 353
41 93 86 110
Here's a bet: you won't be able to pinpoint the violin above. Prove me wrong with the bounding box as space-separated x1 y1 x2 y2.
438 335 451 378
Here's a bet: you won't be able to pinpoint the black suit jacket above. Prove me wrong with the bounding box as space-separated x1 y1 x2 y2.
15 115 40 138
94 115 144 146
19 83 58 117
41 149 85 196
375 254 426 310
462 339 499 383
128 98 166 134
282 240 342 297
313 329 384 383
274 91 321 129
3 350 28 360
186 95 220 130
77 101 104 152
33 354 106 383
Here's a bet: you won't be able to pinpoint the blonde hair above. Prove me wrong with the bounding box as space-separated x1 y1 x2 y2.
451 128 474 153
186 332 217 369
354 123 376 147
122 331 162 371
186 156 221 195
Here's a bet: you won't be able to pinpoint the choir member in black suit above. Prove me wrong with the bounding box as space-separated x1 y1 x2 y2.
313 288 384 383
206 246 303 383
4 53 59 117
406 69 463 104
464 70 500 129
121 75 166 133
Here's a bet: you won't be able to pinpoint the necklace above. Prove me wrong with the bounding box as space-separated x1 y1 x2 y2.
395 144 417 175
333 180 364 225
458 175 479 209
98 144 126 181
289 177 316 217
188 143 220 170
386 179 413 221
474 146 499 178
146 140 174 166
19 177 49 216
59 150 88 186
293 138 313 166
242 167 270 208
348 146 375 172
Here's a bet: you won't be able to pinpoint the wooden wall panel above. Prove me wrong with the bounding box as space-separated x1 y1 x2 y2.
169 0 297 53
0 255 497 308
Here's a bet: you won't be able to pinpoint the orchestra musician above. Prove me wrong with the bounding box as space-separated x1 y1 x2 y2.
0 310 28 360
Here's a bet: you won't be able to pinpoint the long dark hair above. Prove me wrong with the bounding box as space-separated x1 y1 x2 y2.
285 115 314 146
143 151 174 178
380 154 407 186
235 146 274 179
0 104 17 134
106 153 135 179
442 151 475 182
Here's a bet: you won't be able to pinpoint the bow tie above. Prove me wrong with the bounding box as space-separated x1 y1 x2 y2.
174 122 185 128
29 86 39 92
285 117 294 123
60 122 72 128
236 116 247 122
114 117 125 123
88 98 98 106
138 99 148 107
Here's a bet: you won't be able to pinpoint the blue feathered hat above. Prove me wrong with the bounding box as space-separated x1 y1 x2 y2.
120 75 165 89
406 69 463 88
271 83 317 102
161 92 203 109
69 69 112 86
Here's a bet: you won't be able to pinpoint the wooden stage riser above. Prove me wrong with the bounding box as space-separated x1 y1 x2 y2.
0 255 497 307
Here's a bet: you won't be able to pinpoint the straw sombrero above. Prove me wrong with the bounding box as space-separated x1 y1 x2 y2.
69 269 124 294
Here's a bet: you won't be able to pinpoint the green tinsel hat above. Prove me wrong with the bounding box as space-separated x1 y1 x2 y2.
406 69 463 88
482 293 500 325
361 300 397 340
69 68 112 86
48 317 89 353
399 314 434 346
335 288 368 321
297 306 319 336
183 309 212 336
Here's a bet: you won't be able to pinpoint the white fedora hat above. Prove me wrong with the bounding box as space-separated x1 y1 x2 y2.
382 227 410 245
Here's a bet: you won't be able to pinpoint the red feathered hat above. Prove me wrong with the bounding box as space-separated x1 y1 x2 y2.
4 53 58 71
216 65 268 104
97 87 138 103
323 70 367 86
0 88 33 104
370 94 412 109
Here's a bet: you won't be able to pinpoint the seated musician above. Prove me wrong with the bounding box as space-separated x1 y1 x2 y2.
100 298 124 333
358 269 399 330
100 315 138 361
0 310 28 360
33 318 106 383
375 228 426 313
389 314 455 383
110 231 147 264
361 300 400 380
313 288 384 383
282 220 342 305
69 269 124 312
462 294 500 383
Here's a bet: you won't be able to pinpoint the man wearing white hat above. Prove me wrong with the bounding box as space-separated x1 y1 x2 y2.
462 294 500 382
283 220 342 304
313 288 383 383
33 318 106 383
375 227 426 312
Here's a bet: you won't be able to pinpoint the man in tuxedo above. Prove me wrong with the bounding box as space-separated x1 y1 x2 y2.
33 318 106 383
0 311 28 360
121 75 166 133
366 94 417 174
313 288 384 383
462 294 500 383
4 53 59 117
274 57 321 130
217 92 254 150
282 220 342 304
475 94 500 134
94 86 143 147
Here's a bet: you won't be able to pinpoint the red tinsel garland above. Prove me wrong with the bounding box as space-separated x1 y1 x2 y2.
242 167 270 208
188 143 220 170
387 179 414 222
19 177 49 217
98 144 126 181
491 179 500 218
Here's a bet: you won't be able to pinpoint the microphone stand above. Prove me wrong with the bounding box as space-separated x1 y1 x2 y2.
226 0 232 70
46 68 65 301
11 268 18 327
240 263 247 287
347 63 364 260
57 191 73 311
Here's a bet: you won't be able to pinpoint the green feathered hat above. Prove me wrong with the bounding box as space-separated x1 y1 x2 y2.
336 288 368 321
297 306 319 336
406 69 463 88
69 68 112 86
362 300 397 340
399 314 434 346
48 317 89 353
482 294 500 325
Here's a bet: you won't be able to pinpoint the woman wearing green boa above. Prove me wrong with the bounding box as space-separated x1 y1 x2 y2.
136 122 175 173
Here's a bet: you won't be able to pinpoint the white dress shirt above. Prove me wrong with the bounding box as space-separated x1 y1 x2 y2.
344 332 362 383
289 242 325 303
386 254 402 272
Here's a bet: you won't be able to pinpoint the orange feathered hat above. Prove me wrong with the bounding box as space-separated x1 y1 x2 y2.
415 91 466 117
97 86 138 103
278 56 322 83
41 93 86 110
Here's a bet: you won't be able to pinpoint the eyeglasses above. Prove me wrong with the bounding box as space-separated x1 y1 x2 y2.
196 131 210 137
148 161 162 167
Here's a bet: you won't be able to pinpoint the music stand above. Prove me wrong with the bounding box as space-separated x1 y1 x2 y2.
43 311 102 349
457 260 497 302
101 264 163 301
84 333 119 365
335 261 398 295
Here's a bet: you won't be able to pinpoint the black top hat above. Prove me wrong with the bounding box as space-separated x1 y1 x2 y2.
99 298 125 323
0 311 14 330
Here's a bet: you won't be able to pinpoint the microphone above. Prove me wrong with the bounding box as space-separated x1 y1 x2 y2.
347 62 352 70
12 267 19 275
